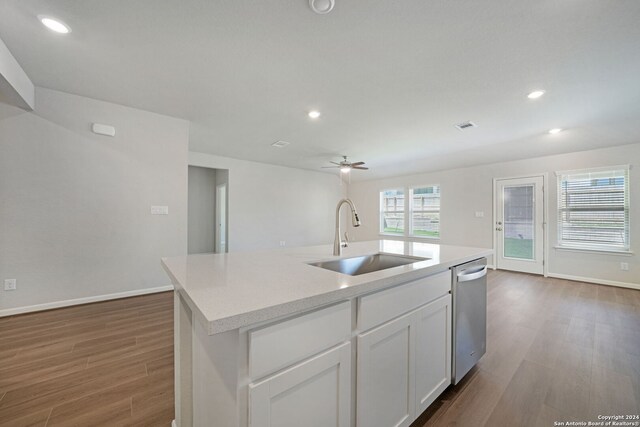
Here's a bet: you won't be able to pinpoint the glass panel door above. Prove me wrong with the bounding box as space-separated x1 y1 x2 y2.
495 176 544 275
503 185 534 260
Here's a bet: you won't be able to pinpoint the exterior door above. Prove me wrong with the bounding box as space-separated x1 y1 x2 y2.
495 176 544 274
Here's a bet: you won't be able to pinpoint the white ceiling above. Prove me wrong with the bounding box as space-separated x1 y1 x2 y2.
1 0 639 180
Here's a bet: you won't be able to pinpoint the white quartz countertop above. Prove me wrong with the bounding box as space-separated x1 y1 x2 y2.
161 240 493 334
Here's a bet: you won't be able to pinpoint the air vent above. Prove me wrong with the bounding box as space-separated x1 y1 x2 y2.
454 121 477 131
271 140 290 148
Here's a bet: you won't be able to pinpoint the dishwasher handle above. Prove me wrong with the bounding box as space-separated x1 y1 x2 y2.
457 265 487 282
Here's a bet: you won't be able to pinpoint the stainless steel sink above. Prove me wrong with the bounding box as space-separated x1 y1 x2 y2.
308 253 429 276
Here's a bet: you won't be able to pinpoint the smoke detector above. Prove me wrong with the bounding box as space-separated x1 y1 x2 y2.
309 0 335 14
454 121 477 131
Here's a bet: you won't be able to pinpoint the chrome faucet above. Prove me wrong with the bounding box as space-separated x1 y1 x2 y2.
334 198 361 256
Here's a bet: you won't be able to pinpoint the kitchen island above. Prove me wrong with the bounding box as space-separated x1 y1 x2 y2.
162 240 492 427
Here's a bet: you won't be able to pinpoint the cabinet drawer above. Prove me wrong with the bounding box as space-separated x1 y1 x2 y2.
249 301 351 380
358 270 450 332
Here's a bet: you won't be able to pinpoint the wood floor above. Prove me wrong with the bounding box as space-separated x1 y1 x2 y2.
1 272 638 427
0 291 174 427
413 270 640 427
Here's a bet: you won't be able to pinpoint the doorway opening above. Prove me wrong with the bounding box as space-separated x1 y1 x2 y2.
215 183 227 253
493 175 546 275
187 166 229 254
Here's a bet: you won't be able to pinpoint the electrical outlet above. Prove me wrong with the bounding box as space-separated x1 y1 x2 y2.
4 279 16 291
620 262 629 271
279 241 286 247
150 205 169 215
475 211 484 218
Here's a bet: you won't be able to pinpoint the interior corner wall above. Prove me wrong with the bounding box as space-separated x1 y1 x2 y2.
0 35 35 110
347 143 640 287
188 151 347 252
0 87 189 313
188 166 217 254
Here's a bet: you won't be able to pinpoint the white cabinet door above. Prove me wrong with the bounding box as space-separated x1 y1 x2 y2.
249 342 351 427
415 295 452 414
357 311 415 427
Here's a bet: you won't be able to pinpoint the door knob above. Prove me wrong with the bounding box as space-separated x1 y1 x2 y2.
496 227 502 231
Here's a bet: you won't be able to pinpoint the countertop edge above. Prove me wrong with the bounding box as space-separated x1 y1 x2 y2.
164 248 493 335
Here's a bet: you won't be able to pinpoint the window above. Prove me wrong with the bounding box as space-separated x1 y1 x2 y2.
380 189 405 235
410 186 440 238
380 185 441 239
557 166 630 252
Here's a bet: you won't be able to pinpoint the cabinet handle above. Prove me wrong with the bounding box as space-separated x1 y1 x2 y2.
457 266 487 282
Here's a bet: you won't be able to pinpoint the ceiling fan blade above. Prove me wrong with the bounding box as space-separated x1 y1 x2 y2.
321 166 340 168
352 166 369 170
329 161 341 166
351 162 365 166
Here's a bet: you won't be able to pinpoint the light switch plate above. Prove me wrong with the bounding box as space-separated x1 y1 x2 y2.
4 279 16 291
151 205 169 215
92 123 116 137
475 211 484 218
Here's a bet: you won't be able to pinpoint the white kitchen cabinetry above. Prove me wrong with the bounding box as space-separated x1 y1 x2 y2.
248 301 351 380
357 311 415 427
249 342 351 427
173 268 454 427
415 295 452 414
356 270 451 427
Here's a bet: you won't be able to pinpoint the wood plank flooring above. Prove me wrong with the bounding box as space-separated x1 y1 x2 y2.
0 292 174 427
413 270 640 427
1 271 638 426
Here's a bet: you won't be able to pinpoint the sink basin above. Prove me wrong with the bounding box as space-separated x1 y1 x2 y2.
308 253 429 276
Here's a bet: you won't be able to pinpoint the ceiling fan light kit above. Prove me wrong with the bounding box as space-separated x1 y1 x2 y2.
323 156 369 173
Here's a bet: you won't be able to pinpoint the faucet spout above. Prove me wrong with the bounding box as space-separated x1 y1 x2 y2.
334 198 361 256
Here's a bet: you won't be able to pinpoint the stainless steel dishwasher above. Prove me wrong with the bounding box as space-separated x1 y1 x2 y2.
451 257 487 385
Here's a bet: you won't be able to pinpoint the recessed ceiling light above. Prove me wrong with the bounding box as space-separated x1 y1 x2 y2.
527 90 545 99
308 110 321 119
309 0 335 14
38 15 71 34
549 128 562 134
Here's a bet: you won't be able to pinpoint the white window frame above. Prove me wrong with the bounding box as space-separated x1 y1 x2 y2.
555 165 631 253
379 185 441 240
379 188 405 236
409 185 441 240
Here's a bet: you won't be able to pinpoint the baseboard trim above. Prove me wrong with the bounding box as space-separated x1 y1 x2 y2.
0 285 175 317
547 272 640 291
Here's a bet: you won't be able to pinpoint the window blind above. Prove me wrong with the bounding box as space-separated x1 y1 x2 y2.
557 166 630 250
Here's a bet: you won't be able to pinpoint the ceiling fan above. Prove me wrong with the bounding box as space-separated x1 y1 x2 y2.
322 156 369 173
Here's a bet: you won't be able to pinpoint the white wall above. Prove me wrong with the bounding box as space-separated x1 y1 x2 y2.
189 152 347 251
0 36 34 110
188 166 217 254
0 88 189 313
348 143 640 287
